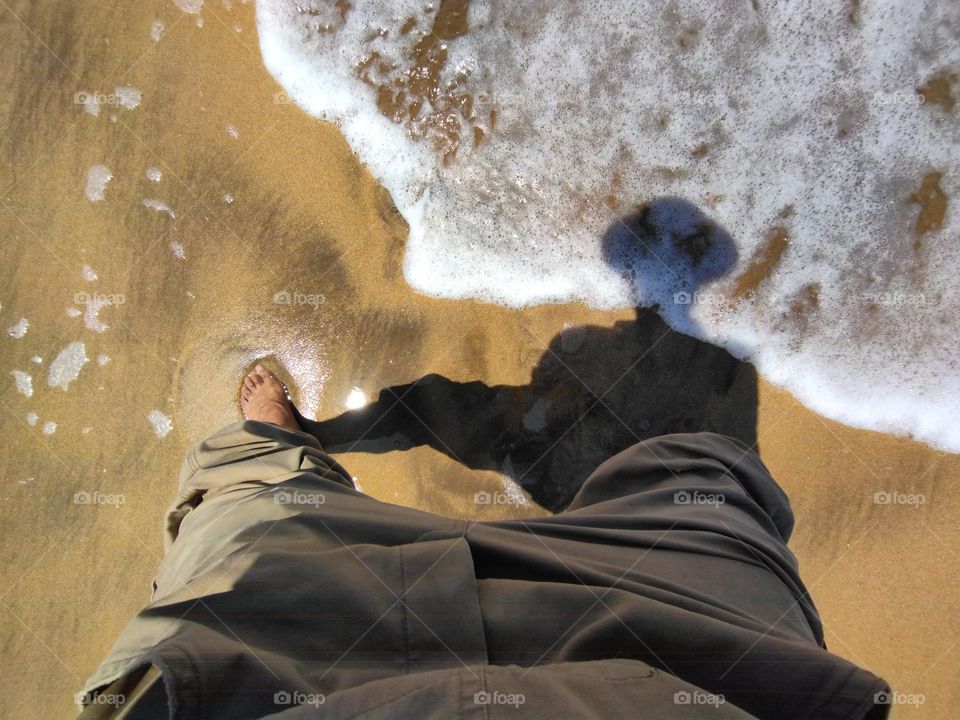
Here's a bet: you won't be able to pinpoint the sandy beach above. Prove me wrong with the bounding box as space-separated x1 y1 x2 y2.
1 1 957 717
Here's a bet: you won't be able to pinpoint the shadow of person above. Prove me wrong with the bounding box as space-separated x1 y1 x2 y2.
295 198 757 512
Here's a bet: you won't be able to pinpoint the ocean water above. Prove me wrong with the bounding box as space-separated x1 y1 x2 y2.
254 0 960 451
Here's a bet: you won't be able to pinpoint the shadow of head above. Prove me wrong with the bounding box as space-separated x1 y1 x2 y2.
602 197 738 318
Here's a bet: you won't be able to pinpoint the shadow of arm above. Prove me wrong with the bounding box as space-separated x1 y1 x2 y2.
297 374 521 469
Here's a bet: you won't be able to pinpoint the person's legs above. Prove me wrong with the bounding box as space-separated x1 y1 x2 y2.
81 372 480 718
566 432 793 543
80 372 889 720
464 433 889 720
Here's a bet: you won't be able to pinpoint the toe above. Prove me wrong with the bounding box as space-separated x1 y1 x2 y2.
244 376 257 392
255 364 273 380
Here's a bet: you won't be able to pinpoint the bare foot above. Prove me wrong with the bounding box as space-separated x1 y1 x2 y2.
240 364 300 431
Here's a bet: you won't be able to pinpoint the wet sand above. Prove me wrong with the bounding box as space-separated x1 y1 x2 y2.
0 1 957 718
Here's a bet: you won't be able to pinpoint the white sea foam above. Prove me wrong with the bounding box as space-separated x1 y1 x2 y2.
174 0 204 14
255 0 960 452
9 370 32 397
7 317 28 338
148 410 173 439
499 473 529 507
82 264 98 281
150 20 165 42
26 412 38 426
114 86 142 110
48 341 88 390
83 297 111 333
143 198 176 219
146 167 162 183
42 420 57 435
84 165 112 202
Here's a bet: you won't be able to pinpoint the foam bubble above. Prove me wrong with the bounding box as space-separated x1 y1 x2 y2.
146 167 162 183
499 473 530 507
256 0 960 452
114 86 142 110
42 420 57 435
143 198 176 219
83 297 111 333
174 0 203 13
148 410 173 439
82 264 98 281
9 370 32 397
84 165 112 202
150 20 165 42
48 341 88 390
26 412 38 426
7 317 28 338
